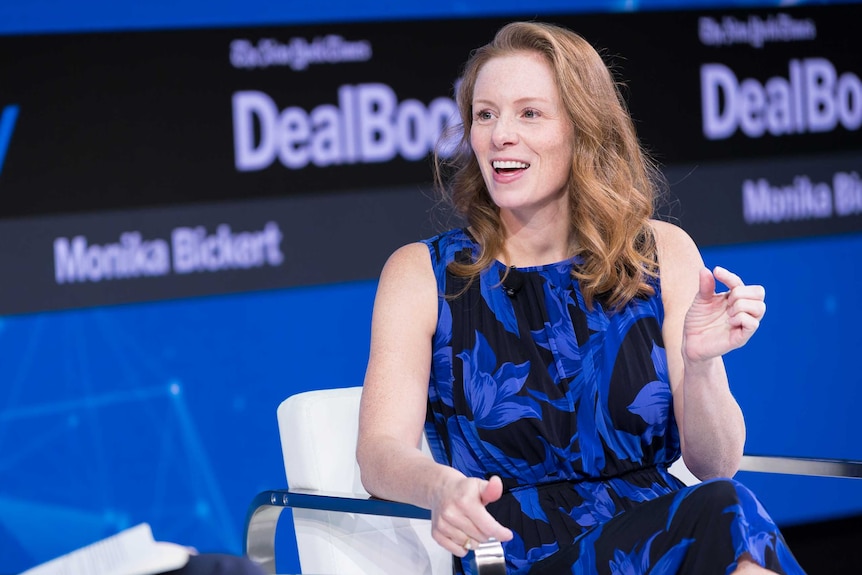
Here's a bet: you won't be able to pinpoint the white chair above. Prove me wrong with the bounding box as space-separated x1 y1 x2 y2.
244 386 503 575
244 386 862 574
279 386 449 574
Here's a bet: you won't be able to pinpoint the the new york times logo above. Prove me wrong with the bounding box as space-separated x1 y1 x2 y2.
0 104 19 177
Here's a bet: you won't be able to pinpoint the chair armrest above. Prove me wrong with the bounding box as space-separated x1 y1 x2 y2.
739 454 862 478
243 488 505 574
243 488 428 573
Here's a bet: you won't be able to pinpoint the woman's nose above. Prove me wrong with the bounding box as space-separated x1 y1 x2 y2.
491 117 518 147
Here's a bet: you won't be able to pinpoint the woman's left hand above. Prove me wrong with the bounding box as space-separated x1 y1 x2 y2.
682 266 766 363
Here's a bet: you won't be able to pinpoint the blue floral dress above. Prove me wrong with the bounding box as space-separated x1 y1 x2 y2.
421 228 804 575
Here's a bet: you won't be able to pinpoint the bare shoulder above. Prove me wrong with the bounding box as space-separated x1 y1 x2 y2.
648 219 704 305
649 219 703 273
384 241 432 268
378 242 434 287
374 242 437 329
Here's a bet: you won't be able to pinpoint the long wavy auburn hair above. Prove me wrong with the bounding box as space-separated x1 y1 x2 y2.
434 21 665 310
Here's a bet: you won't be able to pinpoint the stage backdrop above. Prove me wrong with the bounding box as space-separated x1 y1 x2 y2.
0 1 860 573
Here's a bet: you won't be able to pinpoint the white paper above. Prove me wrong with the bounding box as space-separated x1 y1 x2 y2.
19 523 190 575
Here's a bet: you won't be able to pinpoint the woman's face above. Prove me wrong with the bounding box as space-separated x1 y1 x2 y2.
470 51 574 220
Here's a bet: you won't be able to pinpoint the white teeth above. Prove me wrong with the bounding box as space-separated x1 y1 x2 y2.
493 160 529 169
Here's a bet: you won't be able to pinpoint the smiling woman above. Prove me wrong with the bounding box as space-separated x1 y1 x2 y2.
469 51 574 243
356 21 801 575
440 21 660 310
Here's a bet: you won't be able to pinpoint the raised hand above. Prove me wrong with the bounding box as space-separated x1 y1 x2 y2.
682 266 766 363
430 474 513 557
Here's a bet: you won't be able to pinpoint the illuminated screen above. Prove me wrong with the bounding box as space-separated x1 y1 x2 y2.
1 1 860 573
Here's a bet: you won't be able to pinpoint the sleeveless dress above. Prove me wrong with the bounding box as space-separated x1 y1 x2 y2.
421 228 804 575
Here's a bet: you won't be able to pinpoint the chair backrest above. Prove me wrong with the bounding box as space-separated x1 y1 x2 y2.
278 386 451 575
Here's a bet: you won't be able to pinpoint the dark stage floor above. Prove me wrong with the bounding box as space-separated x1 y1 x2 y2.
782 513 860 573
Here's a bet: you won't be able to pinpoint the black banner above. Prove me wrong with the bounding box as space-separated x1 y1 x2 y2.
0 4 860 314
665 150 862 244
0 183 447 314
1 6 860 216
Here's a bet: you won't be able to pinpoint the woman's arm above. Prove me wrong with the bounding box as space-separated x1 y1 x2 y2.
652 220 766 479
356 242 513 556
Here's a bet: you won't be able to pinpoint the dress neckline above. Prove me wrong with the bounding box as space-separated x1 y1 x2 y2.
460 228 580 273
491 258 580 274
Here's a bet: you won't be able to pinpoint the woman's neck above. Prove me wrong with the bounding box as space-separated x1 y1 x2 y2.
497 213 574 267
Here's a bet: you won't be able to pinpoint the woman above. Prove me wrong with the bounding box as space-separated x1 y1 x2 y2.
357 21 803 575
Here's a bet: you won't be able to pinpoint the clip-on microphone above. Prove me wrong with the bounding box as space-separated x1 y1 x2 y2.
501 267 523 297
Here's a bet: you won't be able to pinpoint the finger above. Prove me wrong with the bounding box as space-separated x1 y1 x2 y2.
441 523 500 557
728 298 767 321
436 506 499 552
476 515 513 543
435 478 513 548
456 506 513 544
727 284 766 306
712 265 745 290
696 267 716 300
433 511 478 557
455 534 473 557
478 477 514 541
480 476 503 505
433 528 472 557
728 313 761 338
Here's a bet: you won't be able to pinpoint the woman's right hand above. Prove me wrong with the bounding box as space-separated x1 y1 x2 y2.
430 474 514 557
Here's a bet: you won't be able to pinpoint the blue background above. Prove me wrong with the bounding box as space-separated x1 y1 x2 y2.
1 1 861 573
2 0 849 34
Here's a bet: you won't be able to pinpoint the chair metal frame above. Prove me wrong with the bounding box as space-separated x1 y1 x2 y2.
244 486 506 574
243 386 862 575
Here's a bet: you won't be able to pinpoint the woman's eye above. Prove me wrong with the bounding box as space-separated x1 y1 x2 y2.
476 110 493 121
524 109 539 119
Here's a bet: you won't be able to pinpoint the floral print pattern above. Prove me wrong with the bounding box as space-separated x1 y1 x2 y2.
421 229 804 575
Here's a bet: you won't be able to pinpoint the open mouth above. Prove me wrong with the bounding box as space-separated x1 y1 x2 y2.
493 160 530 174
